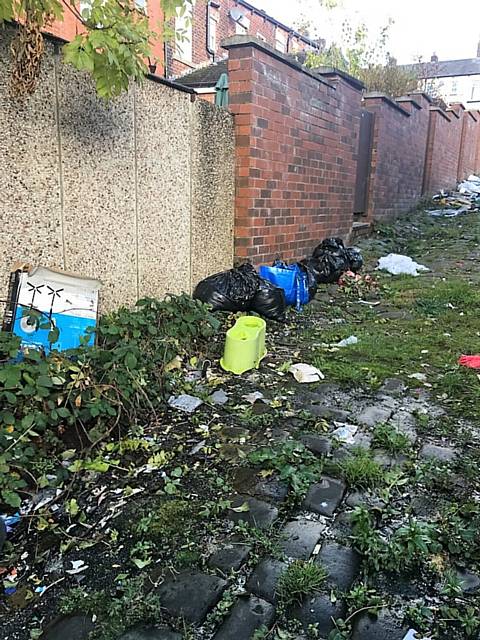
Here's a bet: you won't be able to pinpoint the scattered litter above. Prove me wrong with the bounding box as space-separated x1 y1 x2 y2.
3 568 18 596
458 174 480 195
189 440 207 456
331 423 358 444
429 179 480 213
230 502 250 513
34 586 46 595
377 254 429 277
44 556 64 574
209 389 229 405
429 207 469 217
335 336 359 348
164 356 182 373
168 394 203 413
402 631 432 640
408 373 427 382
31 488 62 512
3 264 101 353
66 560 88 575
458 355 480 369
1 512 20 532
242 391 266 404
289 363 325 383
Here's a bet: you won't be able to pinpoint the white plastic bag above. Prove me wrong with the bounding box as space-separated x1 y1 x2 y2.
377 254 429 277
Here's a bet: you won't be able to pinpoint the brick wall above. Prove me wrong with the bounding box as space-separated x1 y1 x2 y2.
363 92 430 220
170 0 316 79
457 110 480 180
423 106 464 194
224 36 363 265
477 123 480 174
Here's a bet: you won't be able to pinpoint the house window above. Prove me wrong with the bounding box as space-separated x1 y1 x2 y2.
79 0 90 18
471 79 480 100
208 7 219 52
275 27 287 53
450 80 458 95
175 1 194 62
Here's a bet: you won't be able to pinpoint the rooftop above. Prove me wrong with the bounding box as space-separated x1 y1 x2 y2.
178 60 228 88
236 0 321 50
401 58 480 79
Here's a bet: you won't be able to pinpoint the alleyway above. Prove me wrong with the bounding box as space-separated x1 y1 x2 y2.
3 208 480 639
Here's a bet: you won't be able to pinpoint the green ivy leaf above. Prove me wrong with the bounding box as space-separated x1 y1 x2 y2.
2 489 21 508
124 352 137 369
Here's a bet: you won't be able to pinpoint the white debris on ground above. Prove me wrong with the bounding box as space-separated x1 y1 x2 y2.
377 254 429 277
458 174 480 195
335 335 359 348
289 363 325 383
168 394 203 413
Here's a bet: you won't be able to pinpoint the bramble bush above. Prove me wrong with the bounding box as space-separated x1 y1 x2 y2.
0 295 220 509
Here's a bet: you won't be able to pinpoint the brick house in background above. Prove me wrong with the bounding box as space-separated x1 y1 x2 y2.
165 0 321 80
42 0 165 70
41 0 319 82
401 44 480 110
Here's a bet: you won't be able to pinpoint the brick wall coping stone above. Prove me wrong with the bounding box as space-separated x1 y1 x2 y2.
363 91 411 117
429 106 452 122
222 34 334 90
446 108 461 119
407 91 434 103
396 96 422 110
310 66 365 91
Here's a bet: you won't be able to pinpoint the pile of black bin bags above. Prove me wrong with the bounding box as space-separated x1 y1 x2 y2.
193 237 363 322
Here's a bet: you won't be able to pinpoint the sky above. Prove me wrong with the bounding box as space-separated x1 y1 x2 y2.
250 0 480 64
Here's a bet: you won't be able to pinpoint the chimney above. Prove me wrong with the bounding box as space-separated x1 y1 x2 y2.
430 52 438 63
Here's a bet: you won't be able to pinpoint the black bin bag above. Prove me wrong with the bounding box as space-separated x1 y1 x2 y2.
313 237 346 259
193 264 259 312
346 247 364 273
250 278 287 322
297 261 318 300
311 237 349 284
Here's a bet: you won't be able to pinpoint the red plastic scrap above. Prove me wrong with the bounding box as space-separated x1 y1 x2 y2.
458 355 480 369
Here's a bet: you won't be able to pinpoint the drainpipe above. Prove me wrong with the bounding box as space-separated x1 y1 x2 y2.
206 1 219 59
163 40 169 78
287 31 293 53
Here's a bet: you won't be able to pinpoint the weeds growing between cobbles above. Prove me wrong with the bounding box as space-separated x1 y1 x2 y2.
1 211 480 639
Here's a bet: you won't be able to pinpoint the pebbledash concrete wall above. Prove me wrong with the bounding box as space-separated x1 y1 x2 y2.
363 92 431 220
224 35 363 265
0 24 234 312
